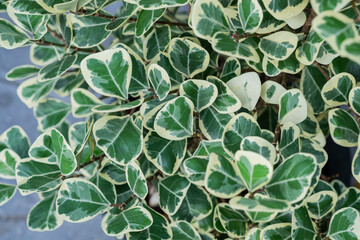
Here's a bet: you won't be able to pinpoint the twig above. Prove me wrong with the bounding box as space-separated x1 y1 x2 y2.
110 195 136 210
272 124 281 147
76 154 105 171
352 0 360 22
31 39 96 53
313 61 330 80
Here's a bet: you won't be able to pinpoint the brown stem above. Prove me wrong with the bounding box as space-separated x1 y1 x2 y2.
352 0 360 22
272 124 281 147
31 39 96 53
301 8 316 34
313 61 330 80
349 105 360 126
76 154 105 171
47 26 66 46
110 195 136 210
127 18 189 27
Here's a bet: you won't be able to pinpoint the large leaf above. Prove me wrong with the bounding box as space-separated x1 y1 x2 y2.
222 113 261 156
93 116 142 165
241 136 277 164
238 0 263 33
159 174 191 215
311 0 351 14
154 96 194 140
27 192 63 231
327 207 360 240
179 79 217 112
259 31 298 60
278 89 307 125
305 191 337 219
217 203 248 238
0 18 29 49
34 98 71 131
266 153 317 203
341 39 360 65
143 25 171 61
6 65 39 81
81 48 132 99
57 179 110 222
16 159 62 195
168 38 209 78
328 108 359 147
143 131 186 175
205 153 245 198
235 150 273 192
191 0 230 40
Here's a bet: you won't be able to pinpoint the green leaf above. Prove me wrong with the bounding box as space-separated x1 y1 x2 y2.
89 171 116 204
260 80 286 105
159 174 191 215
100 160 126 185
262 56 281 77
296 29 324 65
148 64 171 101
0 149 19 179
6 65 39 81
154 96 194 140
300 65 328 114
217 203 248 238
35 0 90 13
16 159 62 195
238 0 263 33
226 72 261 111
38 55 77 82
335 187 360 211
259 31 298 60
9 0 49 14
352 146 360 183
311 0 351 14
261 223 292 239
205 153 245 198
292 205 317 240
305 190 337 219
144 131 186 175
17 77 56 108
57 178 110 222
34 98 71 131
321 73 355 107
168 38 210 78
0 125 30 158
199 107 233 140
144 25 171 61
170 220 201 240
220 57 241 82
180 79 217 112
278 89 307 125
0 184 16 207
152 52 184 89
212 32 260 62
182 156 208 185
349 87 360 116
0 18 29 49
70 88 102 118
105 3 138 31
93 116 142 165
246 228 261 240
262 0 308 20
207 76 242 114
81 48 132 99
241 136 277 164
27 192 63 231
191 0 230 40
194 139 231 158
230 196 290 212
70 14 111 48
92 98 143 113
135 9 165 37
126 161 148 199
266 153 317 203
128 203 172 240
328 108 359 147
223 113 261 156
327 207 360 240
279 122 301 159
138 0 188 9
341 39 360 65
235 150 273 192
313 11 358 51
54 72 84 97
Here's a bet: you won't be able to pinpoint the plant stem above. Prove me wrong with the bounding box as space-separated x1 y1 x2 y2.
313 61 330 80
349 105 360 126
75 154 105 171
352 0 360 22
272 124 281 147
31 39 96 53
110 195 136 210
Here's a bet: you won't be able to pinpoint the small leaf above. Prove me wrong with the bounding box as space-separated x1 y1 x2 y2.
341 39 360 65
217 203 248 238
144 25 171 61
349 87 360 116
261 80 286 105
71 88 103 118
230 196 290 212
144 131 186 175
180 79 217 112
126 161 148 199
259 31 298 60
305 190 337 219
0 149 20 179
159 174 191 215
6 65 39 81
34 98 71 131
0 184 16 207
182 156 208 186
262 0 308 20
100 160 126 185
138 0 188 9
311 0 351 14
266 153 317 203
168 38 210 78
0 18 29 49
220 57 241 82
148 63 171 101
278 89 307 125
292 206 317 240
93 116 142 165
327 207 360 240
321 73 355 107
135 9 165 37
81 48 132 99
170 220 201 240
92 98 143 113
328 108 359 147
0 125 30 158
154 96 194 140
38 55 77 82
238 0 263 33
261 223 292 239
352 146 360 184
241 136 277 164
205 153 245 198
